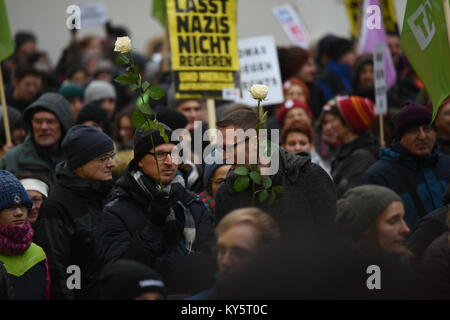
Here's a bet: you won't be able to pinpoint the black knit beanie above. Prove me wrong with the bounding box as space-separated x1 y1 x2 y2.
99 259 167 300
133 123 175 163
62 124 114 170
76 103 111 135
394 101 432 140
336 185 402 241
327 37 354 61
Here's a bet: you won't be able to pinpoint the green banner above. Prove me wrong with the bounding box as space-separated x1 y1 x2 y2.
0 0 14 62
400 0 450 120
152 0 167 28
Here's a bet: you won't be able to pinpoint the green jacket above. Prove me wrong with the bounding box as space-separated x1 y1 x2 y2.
0 92 72 190
0 136 64 190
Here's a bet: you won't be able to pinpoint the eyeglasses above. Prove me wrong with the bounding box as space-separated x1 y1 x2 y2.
224 136 250 153
406 125 434 135
148 151 180 162
93 152 116 163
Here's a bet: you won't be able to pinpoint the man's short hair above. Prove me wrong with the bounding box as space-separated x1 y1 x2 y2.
216 108 257 131
216 207 280 249
172 99 201 109
13 65 41 82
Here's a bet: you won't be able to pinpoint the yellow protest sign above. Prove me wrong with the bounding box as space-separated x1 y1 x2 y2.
167 0 239 99
345 0 398 38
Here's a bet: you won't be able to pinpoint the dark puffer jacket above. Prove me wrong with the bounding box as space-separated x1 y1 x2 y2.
420 231 450 299
0 261 14 299
101 166 216 295
34 162 112 300
362 142 450 228
215 149 337 243
331 132 379 198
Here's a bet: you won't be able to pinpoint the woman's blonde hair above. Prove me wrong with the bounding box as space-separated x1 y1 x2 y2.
216 207 281 249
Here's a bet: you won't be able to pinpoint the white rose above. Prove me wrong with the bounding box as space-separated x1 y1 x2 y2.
249 84 269 100
114 36 132 53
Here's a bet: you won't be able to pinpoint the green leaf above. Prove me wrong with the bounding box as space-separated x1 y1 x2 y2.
273 185 284 193
233 176 250 192
142 81 150 92
156 122 169 143
114 54 130 65
249 170 262 185
137 92 150 106
261 111 268 124
259 189 269 203
268 191 276 204
131 110 145 129
148 86 165 100
262 176 272 189
138 103 152 115
115 73 138 85
130 84 139 91
234 166 249 176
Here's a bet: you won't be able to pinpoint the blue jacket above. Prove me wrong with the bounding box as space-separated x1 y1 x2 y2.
317 59 352 100
362 142 450 228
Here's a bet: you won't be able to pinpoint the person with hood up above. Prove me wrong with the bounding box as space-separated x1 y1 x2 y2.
0 93 72 190
34 125 116 300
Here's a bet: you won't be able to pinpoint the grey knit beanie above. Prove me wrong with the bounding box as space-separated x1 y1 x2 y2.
336 185 402 241
84 80 117 104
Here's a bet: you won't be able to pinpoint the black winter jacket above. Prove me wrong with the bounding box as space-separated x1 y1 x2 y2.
101 168 216 294
215 149 337 243
34 162 111 300
0 262 14 299
331 132 379 198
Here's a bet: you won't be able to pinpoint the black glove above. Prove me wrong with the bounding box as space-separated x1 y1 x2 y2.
149 191 171 226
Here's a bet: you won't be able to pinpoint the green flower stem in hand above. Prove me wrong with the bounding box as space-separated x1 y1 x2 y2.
232 84 284 204
113 36 167 189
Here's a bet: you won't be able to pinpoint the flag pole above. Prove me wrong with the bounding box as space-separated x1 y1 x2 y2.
444 0 450 47
379 114 385 148
207 99 217 145
0 62 11 146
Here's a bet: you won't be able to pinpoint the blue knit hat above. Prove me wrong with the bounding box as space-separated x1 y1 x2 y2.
0 170 33 212
62 125 114 170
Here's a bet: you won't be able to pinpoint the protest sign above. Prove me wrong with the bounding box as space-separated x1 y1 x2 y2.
167 0 239 99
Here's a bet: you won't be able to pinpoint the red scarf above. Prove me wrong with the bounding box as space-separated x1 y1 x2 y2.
0 223 34 255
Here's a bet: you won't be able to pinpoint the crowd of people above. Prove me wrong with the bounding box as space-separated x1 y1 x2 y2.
0 22 449 300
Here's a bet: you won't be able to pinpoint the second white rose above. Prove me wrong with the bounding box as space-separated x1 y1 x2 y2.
249 84 269 100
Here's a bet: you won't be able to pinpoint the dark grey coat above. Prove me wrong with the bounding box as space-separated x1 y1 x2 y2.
215 149 337 243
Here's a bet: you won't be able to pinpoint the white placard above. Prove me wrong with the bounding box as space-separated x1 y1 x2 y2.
236 35 284 106
79 3 108 28
272 4 310 49
373 42 388 115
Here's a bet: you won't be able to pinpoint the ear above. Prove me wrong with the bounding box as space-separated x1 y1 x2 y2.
137 159 144 169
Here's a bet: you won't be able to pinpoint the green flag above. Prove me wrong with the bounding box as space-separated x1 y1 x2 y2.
151 0 167 28
400 0 450 120
0 0 14 62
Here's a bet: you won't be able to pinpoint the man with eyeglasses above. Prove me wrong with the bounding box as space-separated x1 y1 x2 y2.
34 125 116 300
0 93 72 190
363 102 450 228
214 108 337 244
102 124 216 297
